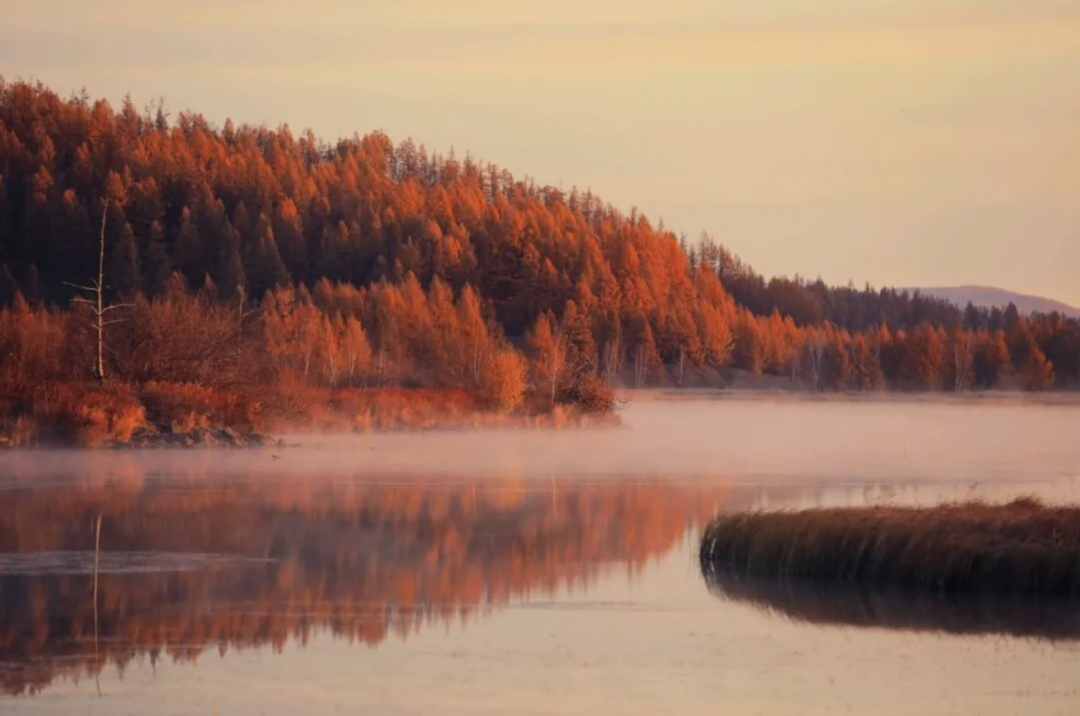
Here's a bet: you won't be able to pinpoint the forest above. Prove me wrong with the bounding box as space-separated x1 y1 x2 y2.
1 79 1078 442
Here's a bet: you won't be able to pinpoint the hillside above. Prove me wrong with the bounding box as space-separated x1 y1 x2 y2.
0 77 1079 431
911 286 1080 318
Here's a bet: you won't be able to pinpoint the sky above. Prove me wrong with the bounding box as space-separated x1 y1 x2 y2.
2 0 1079 304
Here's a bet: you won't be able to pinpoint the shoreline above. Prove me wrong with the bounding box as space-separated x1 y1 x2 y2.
633 386 1080 407
0 388 624 451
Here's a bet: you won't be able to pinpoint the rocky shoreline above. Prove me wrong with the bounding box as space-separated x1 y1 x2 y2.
0 423 283 450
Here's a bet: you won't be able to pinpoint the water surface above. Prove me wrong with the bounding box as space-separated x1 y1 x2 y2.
2 398 1079 715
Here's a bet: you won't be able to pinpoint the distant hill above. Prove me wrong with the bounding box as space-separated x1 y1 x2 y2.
910 286 1080 318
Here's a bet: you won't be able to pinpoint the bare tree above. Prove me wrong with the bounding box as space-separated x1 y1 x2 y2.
543 333 568 404
234 281 258 376
66 199 130 382
527 313 568 403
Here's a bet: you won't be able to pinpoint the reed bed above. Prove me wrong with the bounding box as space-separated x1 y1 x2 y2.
702 568 1080 641
699 498 1080 596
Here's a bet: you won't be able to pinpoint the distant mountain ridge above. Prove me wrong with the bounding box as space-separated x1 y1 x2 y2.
909 286 1080 318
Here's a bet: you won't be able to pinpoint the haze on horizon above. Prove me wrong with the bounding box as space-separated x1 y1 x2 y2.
3 0 1078 305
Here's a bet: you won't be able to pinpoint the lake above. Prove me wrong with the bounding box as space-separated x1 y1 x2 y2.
2 396 1080 715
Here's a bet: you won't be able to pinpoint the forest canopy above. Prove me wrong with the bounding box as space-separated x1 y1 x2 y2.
0 78 1077 404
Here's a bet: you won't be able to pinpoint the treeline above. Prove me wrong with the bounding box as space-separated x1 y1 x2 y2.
0 279 617 446
0 79 1078 397
694 236 974 332
0 272 616 410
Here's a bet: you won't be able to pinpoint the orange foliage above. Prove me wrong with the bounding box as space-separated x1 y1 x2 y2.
8 383 146 448
0 77 1077 430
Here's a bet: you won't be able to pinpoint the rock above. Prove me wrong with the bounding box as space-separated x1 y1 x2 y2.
195 427 219 445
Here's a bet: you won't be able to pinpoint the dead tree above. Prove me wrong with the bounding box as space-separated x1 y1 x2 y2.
235 281 258 374
65 199 131 382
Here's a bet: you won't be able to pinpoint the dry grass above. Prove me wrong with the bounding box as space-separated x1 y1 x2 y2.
702 569 1080 642
0 383 147 448
699 498 1080 596
1 382 621 448
140 381 264 434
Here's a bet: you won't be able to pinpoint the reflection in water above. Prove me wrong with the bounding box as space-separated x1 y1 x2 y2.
0 473 732 697
702 564 1080 642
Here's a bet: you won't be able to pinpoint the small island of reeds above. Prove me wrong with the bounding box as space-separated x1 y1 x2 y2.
699 498 1080 596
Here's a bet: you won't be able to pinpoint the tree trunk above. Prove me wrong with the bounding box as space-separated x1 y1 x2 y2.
94 205 107 383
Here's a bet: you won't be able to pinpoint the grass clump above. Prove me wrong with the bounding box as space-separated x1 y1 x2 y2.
699 498 1080 596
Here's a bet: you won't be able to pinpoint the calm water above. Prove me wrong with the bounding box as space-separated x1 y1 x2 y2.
2 397 1080 715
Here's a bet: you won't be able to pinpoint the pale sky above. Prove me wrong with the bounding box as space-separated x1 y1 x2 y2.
3 0 1079 304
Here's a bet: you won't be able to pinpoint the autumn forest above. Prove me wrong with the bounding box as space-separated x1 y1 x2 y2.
1 80 1078 444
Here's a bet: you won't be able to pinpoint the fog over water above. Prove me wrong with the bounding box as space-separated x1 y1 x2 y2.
5 395 1079 486
2 396 1080 715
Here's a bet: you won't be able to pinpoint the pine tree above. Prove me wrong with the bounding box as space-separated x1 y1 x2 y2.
1023 346 1055 391
108 223 141 297
141 221 172 296
213 220 247 299
733 311 764 376
23 264 41 306
0 264 17 307
245 215 290 298
851 334 884 390
175 209 203 287
901 322 944 390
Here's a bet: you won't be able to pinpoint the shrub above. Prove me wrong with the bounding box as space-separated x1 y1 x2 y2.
567 373 616 415
482 349 528 413
140 382 262 433
33 383 147 447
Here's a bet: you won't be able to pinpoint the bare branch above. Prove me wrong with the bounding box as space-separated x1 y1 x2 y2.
64 282 98 293
100 303 134 313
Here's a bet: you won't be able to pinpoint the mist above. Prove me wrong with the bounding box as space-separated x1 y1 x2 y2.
4 396 1078 489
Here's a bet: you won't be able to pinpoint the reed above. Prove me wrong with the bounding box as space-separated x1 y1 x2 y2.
699 498 1080 596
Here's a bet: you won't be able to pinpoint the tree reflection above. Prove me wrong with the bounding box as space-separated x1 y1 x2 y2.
0 474 730 696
